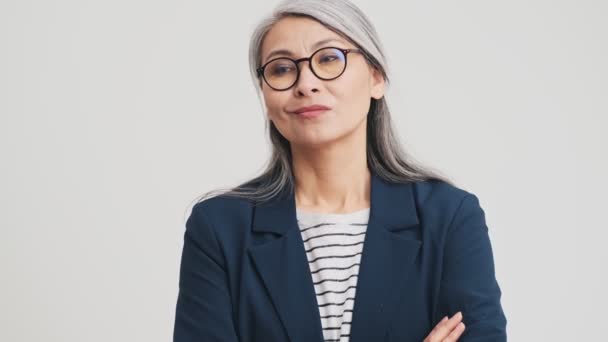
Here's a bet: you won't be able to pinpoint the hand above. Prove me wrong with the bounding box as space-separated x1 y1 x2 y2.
423 312 466 342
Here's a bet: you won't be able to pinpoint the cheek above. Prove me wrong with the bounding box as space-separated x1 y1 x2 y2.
261 90 286 119
332 75 372 118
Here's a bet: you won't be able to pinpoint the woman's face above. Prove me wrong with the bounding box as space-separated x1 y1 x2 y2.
259 16 385 148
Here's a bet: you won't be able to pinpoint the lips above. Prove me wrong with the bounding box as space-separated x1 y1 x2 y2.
292 104 331 115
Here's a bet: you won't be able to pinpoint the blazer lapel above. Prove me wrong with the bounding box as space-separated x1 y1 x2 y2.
247 172 422 342
348 174 422 342
247 185 325 342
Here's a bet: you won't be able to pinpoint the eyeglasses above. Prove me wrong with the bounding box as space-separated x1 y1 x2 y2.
257 46 363 91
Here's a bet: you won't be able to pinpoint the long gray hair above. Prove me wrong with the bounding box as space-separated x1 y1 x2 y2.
194 0 452 205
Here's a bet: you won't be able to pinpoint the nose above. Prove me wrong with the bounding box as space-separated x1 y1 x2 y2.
293 59 320 95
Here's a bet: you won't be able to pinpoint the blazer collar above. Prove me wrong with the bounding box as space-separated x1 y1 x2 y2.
248 171 422 342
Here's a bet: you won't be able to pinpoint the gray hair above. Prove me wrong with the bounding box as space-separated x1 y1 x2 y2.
194 0 452 205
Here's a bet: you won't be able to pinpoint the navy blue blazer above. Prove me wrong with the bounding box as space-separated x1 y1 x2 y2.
174 172 507 341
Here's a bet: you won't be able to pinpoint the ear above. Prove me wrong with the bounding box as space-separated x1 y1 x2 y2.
369 66 385 100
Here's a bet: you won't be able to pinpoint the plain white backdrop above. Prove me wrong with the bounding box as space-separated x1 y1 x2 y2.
1 0 606 340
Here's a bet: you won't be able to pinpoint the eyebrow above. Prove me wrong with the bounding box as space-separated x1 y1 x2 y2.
263 38 349 64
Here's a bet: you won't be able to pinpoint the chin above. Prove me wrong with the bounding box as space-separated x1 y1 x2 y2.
291 132 345 148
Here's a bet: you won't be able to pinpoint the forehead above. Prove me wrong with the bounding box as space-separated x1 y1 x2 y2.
261 16 350 61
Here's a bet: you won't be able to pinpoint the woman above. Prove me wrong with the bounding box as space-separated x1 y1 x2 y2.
173 0 507 341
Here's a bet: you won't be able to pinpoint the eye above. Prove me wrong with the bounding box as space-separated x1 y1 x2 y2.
319 54 339 63
268 63 295 76
316 50 344 65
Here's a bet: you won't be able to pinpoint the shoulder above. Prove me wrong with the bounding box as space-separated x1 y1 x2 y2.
189 177 266 222
181 193 256 256
412 178 473 207
410 178 485 229
189 192 255 230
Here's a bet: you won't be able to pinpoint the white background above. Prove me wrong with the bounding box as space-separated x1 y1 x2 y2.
1 0 606 340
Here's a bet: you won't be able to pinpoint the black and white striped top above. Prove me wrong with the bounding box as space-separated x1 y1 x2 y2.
296 207 370 342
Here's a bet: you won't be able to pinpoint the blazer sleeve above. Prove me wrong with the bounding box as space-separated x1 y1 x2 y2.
173 204 239 342
436 193 508 341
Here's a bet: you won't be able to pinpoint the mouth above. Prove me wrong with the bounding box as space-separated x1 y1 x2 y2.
295 109 329 118
290 105 331 119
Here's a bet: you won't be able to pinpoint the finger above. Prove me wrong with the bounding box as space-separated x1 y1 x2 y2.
427 316 447 337
429 312 463 341
443 322 466 342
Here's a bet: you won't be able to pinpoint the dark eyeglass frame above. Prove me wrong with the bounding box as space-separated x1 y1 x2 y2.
256 46 363 91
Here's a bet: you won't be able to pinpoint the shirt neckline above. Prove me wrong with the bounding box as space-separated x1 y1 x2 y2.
296 207 370 223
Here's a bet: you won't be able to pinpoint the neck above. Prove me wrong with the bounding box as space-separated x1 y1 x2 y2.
291 122 370 214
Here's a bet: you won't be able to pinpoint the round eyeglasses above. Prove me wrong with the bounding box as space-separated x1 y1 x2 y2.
257 46 363 91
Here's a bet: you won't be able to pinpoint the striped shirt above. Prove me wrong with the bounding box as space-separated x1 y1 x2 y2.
296 207 370 342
